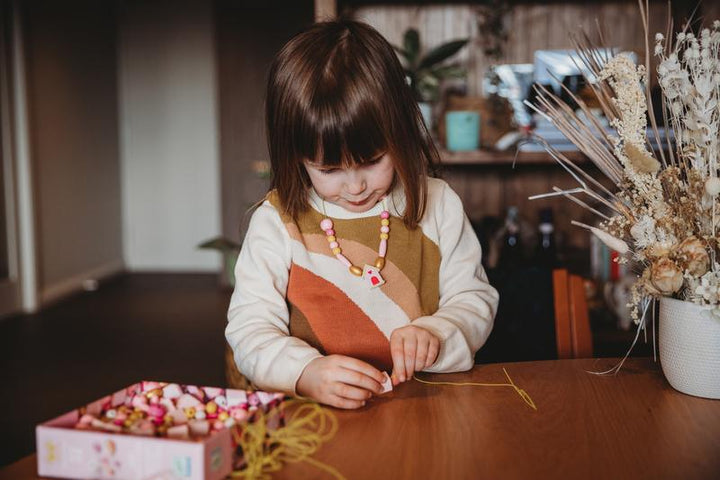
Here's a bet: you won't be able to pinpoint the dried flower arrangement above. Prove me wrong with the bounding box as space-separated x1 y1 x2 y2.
525 1 720 330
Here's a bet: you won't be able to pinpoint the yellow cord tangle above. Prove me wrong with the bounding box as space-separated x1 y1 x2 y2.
231 399 346 480
231 369 535 479
413 367 538 411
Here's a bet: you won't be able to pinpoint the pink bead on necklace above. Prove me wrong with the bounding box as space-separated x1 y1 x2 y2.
319 200 390 288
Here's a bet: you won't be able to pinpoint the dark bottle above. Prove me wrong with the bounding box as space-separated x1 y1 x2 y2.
535 207 557 268
498 206 524 269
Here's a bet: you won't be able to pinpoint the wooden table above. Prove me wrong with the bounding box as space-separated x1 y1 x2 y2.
3 358 719 479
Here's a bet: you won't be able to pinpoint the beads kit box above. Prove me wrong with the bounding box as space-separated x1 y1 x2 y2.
36 381 284 480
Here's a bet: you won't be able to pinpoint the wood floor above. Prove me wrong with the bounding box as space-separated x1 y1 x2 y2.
0 274 231 467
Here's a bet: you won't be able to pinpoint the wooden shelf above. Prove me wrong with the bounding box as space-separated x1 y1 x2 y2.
438 147 589 166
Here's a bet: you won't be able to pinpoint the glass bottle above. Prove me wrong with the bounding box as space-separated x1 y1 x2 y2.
535 207 557 268
498 206 524 269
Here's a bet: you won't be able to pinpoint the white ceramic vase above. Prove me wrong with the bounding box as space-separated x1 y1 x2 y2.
659 297 720 399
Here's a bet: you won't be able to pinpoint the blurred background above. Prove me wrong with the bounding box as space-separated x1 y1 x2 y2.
1 0 717 467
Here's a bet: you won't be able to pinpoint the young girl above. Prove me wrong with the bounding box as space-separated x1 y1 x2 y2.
226 19 498 409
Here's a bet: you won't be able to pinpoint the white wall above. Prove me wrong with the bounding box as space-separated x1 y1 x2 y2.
119 0 220 271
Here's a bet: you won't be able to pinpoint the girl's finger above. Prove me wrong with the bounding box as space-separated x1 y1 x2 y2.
415 339 429 372
425 340 440 368
403 335 417 380
333 381 373 401
329 394 366 410
336 367 382 395
390 336 407 382
336 356 386 385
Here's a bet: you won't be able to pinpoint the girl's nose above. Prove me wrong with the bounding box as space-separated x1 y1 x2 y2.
345 170 366 195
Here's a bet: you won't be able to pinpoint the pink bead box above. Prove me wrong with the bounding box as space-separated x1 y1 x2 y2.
36 381 284 480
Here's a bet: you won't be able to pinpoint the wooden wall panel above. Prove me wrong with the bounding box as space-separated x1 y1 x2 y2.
441 163 602 251
702 3 720 26
352 1 671 96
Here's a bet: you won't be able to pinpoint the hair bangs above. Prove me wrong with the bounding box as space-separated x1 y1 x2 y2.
296 74 390 169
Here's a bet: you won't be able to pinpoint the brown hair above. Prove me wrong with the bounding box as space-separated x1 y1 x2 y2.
265 19 439 228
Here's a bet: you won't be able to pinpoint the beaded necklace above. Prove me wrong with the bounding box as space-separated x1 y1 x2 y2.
319 198 390 288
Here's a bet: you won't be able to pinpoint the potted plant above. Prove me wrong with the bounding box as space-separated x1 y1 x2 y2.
528 9 720 398
393 28 468 132
198 237 242 287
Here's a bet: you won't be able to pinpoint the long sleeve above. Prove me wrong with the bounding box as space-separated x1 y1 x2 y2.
225 202 323 394
412 183 499 372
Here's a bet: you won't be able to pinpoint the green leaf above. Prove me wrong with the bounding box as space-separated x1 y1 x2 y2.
418 39 468 71
419 74 440 88
417 74 440 102
198 237 242 252
403 29 420 66
429 64 467 80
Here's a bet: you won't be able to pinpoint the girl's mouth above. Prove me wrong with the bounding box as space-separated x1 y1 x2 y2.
347 196 371 206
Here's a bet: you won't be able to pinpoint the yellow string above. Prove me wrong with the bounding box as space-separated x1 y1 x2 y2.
230 399 346 480
230 369 535 478
412 367 538 411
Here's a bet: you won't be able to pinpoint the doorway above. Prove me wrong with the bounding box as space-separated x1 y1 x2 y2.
0 0 22 317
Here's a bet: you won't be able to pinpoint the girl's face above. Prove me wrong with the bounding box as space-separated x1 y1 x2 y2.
304 153 395 213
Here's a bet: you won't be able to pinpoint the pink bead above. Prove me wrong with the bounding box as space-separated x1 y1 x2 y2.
78 414 95 426
320 218 333 231
329 241 339 249
231 407 249 422
202 387 224 399
380 211 390 219
132 396 149 412
379 239 387 257
325 229 335 236
336 254 352 267
142 381 162 392
380 226 390 233
148 405 166 418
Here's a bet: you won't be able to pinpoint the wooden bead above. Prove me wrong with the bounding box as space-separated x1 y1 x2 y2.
332 247 342 255
374 257 385 269
326 235 336 243
381 219 390 226
349 265 363 276
380 233 389 240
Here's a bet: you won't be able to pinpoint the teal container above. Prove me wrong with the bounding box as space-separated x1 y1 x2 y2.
446 111 480 151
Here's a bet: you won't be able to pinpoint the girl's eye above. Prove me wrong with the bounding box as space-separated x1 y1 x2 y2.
364 156 384 166
320 168 339 175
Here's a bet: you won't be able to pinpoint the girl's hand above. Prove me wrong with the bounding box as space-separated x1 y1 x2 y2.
296 355 386 409
390 325 440 385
